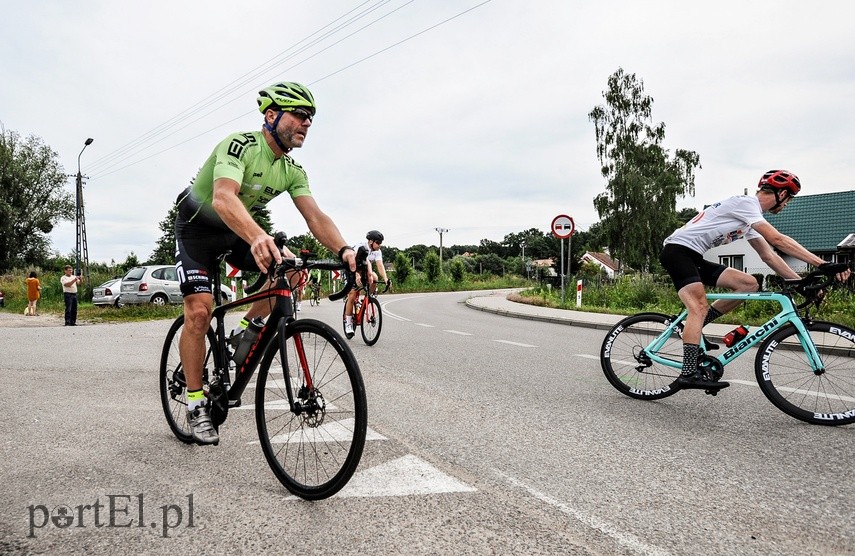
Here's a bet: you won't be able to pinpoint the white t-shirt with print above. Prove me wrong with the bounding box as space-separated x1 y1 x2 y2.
664 195 766 254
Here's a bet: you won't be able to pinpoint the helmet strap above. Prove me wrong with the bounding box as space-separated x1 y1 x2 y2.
263 111 292 154
770 189 787 211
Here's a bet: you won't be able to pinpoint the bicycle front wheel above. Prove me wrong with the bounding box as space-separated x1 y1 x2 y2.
360 297 382 346
755 321 855 426
255 318 367 500
600 313 683 400
159 315 221 443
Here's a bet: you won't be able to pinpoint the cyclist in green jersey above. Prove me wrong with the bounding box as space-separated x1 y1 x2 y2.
174 82 357 445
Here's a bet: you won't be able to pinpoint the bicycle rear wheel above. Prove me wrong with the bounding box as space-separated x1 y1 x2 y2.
159 315 222 443
255 318 367 500
755 321 855 425
360 297 382 346
600 313 683 400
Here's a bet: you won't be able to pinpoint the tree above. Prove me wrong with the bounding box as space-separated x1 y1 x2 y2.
449 257 465 283
589 68 700 272
0 128 74 273
405 244 430 270
120 252 140 273
424 251 442 282
149 202 178 264
393 251 411 284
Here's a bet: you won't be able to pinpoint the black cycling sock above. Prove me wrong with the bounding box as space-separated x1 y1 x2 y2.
682 343 700 376
703 307 724 327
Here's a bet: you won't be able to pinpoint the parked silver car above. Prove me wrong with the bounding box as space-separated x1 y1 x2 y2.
118 265 235 307
92 279 122 307
119 265 183 306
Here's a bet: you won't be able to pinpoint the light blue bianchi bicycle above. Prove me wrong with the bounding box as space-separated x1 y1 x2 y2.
600 263 855 425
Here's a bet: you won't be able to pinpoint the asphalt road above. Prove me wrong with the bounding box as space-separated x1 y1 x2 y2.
1 292 853 555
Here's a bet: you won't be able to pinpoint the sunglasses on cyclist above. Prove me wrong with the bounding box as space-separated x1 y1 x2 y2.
289 108 314 123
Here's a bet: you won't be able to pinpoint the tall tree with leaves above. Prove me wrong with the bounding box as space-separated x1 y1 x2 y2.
0 128 74 273
589 68 700 272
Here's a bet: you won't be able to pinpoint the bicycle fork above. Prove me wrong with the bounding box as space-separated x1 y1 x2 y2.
276 321 326 425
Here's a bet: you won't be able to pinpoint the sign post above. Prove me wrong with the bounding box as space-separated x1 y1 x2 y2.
226 263 242 298
551 214 575 303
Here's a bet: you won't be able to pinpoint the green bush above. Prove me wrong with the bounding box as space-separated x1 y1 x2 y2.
393 252 411 285
449 258 465 283
424 252 442 283
518 273 854 328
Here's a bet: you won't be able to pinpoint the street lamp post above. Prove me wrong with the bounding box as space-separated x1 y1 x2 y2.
75 138 94 277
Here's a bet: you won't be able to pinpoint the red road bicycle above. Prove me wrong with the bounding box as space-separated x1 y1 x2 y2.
159 234 366 499
342 252 390 346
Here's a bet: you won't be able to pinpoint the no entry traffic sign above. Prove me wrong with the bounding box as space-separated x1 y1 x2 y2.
551 214 575 239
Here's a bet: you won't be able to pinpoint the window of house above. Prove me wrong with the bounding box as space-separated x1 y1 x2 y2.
719 255 744 272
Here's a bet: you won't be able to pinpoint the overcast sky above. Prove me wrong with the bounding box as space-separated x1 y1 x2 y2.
3 0 854 264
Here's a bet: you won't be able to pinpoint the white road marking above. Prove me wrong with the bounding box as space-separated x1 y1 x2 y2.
493 339 537 348
327 455 476 499
494 469 671 556
727 379 757 387
414 323 435 328
380 296 424 322
247 418 387 444
444 330 472 336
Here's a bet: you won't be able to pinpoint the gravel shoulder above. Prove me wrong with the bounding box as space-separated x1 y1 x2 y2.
0 310 66 328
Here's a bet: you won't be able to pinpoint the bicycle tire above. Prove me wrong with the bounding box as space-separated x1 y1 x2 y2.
755 321 855 426
360 297 382 346
255 318 367 500
600 313 683 400
159 315 222 443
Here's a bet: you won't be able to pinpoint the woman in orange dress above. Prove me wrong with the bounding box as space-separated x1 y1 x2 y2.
26 271 41 316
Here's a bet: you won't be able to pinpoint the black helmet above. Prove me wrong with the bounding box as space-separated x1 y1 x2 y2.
366 230 384 242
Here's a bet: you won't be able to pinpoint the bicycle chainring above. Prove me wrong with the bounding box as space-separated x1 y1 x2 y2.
697 354 724 381
207 379 229 429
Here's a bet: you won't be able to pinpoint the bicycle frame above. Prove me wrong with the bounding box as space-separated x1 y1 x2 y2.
643 291 826 374
210 280 293 404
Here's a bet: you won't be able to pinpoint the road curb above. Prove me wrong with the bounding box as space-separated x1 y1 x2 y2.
463 298 618 331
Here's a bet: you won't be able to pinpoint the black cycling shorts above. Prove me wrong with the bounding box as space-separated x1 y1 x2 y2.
659 243 727 291
174 214 255 298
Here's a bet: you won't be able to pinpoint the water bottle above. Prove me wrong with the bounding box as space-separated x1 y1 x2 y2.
232 317 265 364
723 325 749 347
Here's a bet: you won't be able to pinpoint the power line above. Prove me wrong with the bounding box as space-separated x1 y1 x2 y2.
88 0 391 175
88 1 492 181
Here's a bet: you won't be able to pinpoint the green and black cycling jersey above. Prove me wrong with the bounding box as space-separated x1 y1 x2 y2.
176 130 312 229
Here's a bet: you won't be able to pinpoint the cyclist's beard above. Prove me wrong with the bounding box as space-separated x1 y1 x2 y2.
277 127 306 149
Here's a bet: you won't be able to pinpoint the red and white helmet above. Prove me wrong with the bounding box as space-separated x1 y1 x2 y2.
758 170 801 196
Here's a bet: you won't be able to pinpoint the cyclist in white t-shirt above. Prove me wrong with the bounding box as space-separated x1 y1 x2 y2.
344 230 390 338
660 169 850 390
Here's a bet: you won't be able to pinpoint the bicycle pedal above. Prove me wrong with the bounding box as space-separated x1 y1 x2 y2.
705 389 719 396
228 399 242 408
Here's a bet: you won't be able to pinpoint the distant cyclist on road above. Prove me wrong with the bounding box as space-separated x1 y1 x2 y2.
173 82 357 445
344 230 390 339
660 169 850 391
